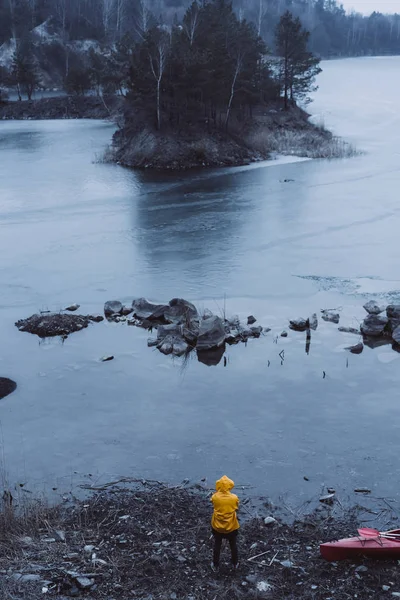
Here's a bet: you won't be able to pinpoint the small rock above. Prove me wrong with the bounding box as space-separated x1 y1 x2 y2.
281 331 288 337
309 313 318 330
327 487 336 494
319 493 335 504
280 560 294 568
19 536 33 546
246 574 257 584
391 593 400 597
104 300 123 317
65 304 80 312
176 555 186 563
338 326 360 334
170 594 177 600
289 318 309 331
250 325 263 337
84 545 95 553
100 355 114 362
12 573 41 582
354 488 371 493
42 538 56 543
247 315 257 325
363 300 385 315
321 310 340 324
355 565 368 573
257 581 272 592
76 577 95 589
147 338 158 347
55 530 66 542
264 516 277 526
346 342 364 354
382 585 390 591
121 306 133 316
311 585 318 590
88 315 104 323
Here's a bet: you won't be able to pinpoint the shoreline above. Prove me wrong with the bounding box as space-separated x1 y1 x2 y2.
0 97 357 170
1 481 399 599
0 95 123 121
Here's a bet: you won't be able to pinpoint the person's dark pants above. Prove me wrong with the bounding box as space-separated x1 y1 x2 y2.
212 528 238 567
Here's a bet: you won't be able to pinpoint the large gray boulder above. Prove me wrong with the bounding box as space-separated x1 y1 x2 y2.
132 298 166 320
158 334 188 357
132 297 198 326
363 300 385 315
163 298 199 325
361 314 389 337
104 300 123 316
196 315 226 350
387 305 400 320
157 323 183 341
392 326 400 346
387 305 400 330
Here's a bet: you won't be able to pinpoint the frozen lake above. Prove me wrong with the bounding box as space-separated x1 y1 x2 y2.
0 57 400 503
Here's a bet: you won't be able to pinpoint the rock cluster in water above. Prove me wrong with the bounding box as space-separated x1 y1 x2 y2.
360 302 400 348
105 297 268 365
15 312 104 338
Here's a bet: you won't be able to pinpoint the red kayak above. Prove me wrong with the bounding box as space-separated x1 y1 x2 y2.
320 528 400 561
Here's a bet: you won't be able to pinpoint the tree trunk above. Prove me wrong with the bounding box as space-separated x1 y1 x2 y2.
156 79 161 130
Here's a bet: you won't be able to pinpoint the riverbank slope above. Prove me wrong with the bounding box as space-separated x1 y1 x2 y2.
1 482 399 599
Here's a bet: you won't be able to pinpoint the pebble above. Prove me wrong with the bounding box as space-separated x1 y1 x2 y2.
392 593 400 597
355 565 368 572
12 574 41 582
76 576 95 589
264 516 277 526
65 304 80 312
280 560 294 568
383 585 390 591
256 581 272 592
100 355 114 362
281 331 288 337
84 545 95 553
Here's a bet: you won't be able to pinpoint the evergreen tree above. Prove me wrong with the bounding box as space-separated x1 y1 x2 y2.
275 10 321 110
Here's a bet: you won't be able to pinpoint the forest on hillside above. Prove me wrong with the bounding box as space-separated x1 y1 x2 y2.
0 0 400 59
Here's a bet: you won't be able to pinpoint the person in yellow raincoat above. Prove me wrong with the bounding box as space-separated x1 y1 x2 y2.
210 475 240 571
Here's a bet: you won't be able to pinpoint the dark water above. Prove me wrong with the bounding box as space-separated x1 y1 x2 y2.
1 57 400 505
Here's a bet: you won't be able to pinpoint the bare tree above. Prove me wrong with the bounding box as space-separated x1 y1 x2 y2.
225 53 242 129
102 0 115 38
257 0 267 37
183 1 200 47
148 31 169 130
136 0 151 40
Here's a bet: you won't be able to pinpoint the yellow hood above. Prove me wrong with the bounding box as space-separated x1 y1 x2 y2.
215 475 235 493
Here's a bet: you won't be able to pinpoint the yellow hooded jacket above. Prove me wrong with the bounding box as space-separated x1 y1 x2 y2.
211 475 240 533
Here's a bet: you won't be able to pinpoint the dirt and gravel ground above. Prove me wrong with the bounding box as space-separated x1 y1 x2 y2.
1 481 400 599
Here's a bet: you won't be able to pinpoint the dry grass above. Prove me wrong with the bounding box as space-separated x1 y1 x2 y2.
248 128 360 160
